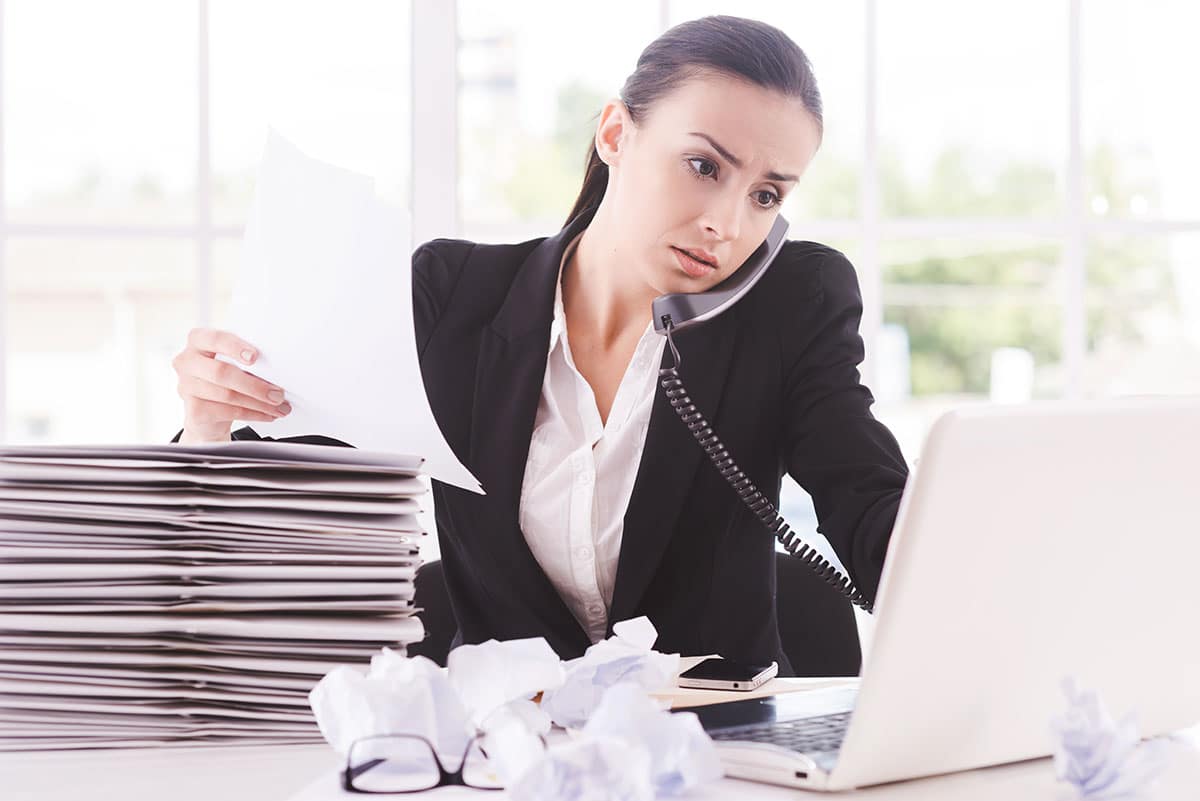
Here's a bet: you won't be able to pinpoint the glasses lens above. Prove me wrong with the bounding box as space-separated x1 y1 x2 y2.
461 738 504 789
347 736 440 792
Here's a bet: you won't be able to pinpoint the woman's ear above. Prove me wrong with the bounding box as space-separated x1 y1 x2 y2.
594 98 631 167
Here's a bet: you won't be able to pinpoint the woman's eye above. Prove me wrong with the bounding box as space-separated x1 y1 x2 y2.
753 189 781 209
687 157 717 179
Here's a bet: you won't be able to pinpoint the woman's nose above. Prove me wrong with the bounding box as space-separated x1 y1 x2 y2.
702 192 743 243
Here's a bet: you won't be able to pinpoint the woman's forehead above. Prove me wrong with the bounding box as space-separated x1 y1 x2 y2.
641 75 820 172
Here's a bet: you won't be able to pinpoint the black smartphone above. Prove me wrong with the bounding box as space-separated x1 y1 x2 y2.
677 657 779 691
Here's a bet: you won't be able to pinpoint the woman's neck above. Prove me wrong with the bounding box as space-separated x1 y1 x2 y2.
561 205 656 349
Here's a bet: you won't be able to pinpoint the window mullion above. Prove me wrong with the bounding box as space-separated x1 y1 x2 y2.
411 0 458 245
0 0 8 443
1063 0 1085 399
860 0 882 391
197 0 212 328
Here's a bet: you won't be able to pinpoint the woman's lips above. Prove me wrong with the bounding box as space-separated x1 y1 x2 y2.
672 246 716 278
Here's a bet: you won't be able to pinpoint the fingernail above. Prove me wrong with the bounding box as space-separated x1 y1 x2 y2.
278 402 292 414
241 349 255 364
268 390 285 403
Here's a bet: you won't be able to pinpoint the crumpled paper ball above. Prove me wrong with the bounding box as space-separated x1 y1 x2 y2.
1050 676 1170 798
308 648 471 757
447 636 565 729
471 700 554 787
508 735 655 801
444 638 564 788
583 683 724 796
540 616 680 729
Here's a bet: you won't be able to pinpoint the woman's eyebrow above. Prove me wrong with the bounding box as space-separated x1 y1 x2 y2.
687 131 798 182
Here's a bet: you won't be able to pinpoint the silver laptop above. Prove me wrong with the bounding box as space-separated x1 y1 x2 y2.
678 397 1200 791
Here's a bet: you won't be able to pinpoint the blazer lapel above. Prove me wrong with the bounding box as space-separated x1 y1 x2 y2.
608 310 739 627
465 210 595 649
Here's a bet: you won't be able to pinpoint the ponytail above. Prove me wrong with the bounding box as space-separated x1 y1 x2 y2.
564 142 609 228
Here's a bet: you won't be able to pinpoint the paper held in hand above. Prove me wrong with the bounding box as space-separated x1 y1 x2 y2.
219 127 482 494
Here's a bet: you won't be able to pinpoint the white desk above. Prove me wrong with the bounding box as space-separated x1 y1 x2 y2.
4 677 1199 801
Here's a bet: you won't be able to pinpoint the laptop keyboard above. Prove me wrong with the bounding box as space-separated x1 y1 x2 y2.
708 710 852 754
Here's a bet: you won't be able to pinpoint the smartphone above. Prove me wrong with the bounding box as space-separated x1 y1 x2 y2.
677 657 779 691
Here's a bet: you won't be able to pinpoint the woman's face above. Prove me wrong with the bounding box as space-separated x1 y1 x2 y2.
596 71 822 297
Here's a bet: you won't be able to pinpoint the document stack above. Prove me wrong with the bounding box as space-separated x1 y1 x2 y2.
0 440 426 750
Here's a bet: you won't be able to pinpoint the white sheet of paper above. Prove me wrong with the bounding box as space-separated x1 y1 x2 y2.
0 650 359 679
0 515 421 543
0 696 314 721
0 486 420 515
0 461 425 495
220 128 482 493
1 441 424 470
0 563 417 583
1 613 424 642
0 534 415 555
0 679 317 708
3 601 412 614
0 582 413 600
0 548 415 566
0 635 382 661
0 500 422 533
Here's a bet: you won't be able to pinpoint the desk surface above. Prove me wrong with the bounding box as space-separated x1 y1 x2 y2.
4 676 1199 801
6 726 1200 801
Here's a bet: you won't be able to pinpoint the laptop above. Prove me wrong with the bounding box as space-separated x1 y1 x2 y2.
676 397 1200 791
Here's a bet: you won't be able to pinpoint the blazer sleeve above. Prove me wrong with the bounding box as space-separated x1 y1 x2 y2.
167 241 471 448
411 239 472 359
782 250 909 606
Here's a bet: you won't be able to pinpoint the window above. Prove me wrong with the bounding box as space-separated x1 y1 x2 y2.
1083 2 1200 221
4 1 197 226
456 0 659 240
1084 235 1200 396
2 0 411 443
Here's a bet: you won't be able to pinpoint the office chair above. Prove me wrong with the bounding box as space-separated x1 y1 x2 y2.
407 559 458 666
774 551 862 677
408 554 862 677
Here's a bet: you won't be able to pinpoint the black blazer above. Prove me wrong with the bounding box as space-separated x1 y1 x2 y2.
408 207 909 669
193 207 909 668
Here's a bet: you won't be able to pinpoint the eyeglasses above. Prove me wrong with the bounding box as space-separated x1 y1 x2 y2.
343 731 542 793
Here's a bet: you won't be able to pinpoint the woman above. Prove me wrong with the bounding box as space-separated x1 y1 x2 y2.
171 16 909 672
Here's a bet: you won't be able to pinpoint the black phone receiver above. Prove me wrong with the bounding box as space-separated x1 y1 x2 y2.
650 213 874 613
652 214 790 334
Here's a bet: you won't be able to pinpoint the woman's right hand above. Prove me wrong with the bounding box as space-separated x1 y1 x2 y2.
172 328 292 444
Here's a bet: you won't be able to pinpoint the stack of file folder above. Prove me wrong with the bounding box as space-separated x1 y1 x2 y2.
0 440 426 750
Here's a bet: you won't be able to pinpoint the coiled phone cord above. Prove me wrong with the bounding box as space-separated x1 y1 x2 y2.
659 318 874 614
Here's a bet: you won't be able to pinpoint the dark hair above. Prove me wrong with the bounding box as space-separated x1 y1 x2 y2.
565 15 824 227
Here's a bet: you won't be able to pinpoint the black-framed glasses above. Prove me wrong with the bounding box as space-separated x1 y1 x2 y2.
343 731 542 793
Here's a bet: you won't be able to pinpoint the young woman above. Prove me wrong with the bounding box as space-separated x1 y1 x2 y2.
171 16 909 672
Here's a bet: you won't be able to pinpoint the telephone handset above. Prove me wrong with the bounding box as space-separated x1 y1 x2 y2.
652 214 874 613
652 215 791 335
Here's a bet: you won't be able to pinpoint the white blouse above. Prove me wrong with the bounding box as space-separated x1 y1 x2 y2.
517 232 667 643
